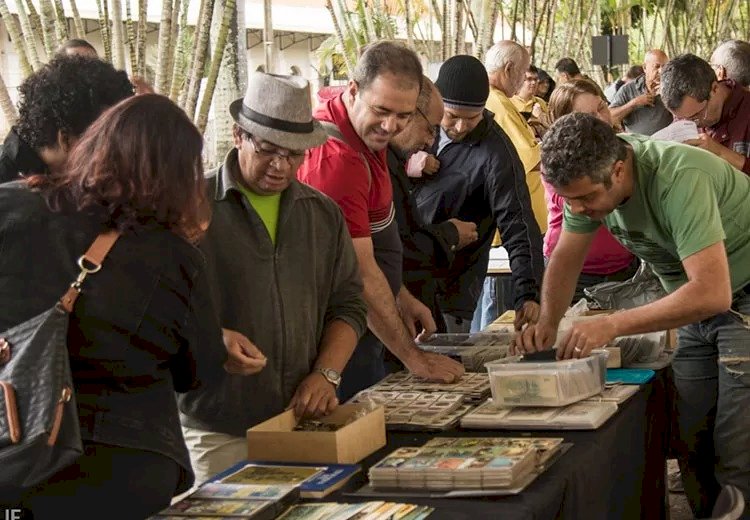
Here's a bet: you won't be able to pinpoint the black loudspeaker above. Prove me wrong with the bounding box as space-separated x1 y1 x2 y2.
592 35 630 67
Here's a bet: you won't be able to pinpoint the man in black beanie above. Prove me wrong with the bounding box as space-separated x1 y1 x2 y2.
412 54 544 333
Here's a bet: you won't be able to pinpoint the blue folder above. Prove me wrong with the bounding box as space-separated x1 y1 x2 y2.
606 368 656 385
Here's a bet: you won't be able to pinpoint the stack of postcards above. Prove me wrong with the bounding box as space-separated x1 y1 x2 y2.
366 372 492 403
368 437 563 491
349 390 473 431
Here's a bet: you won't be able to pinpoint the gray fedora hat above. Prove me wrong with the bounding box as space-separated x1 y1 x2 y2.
230 72 328 151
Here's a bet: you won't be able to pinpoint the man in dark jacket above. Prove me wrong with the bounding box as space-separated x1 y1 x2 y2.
387 76 478 330
178 72 367 485
0 56 133 184
413 55 544 333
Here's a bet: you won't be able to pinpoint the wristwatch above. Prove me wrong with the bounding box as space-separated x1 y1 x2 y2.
315 368 342 388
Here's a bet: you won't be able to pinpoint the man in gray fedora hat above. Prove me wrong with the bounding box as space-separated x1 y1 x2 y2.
178 72 368 485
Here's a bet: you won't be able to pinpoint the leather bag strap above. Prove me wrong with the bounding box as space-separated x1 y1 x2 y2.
59 230 121 313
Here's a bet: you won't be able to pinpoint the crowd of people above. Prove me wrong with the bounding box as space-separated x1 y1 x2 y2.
0 36 749 519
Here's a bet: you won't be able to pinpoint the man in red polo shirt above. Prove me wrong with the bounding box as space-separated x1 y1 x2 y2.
298 42 464 399
661 54 750 174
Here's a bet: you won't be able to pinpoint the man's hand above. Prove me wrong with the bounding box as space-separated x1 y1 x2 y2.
684 133 723 156
531 103 544 119
404 350 465 383
514 301 540 331
398 288 437 342
556 316 618 359
422 154 440 175
632 92 655 107
513 320 557 355
222 328 267 375
287 372 339 418
447 219 479 249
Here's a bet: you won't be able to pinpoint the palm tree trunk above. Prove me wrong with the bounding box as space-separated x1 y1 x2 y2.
362 0 377 41
209 0 242 161
336 0 360 56
95 0 112 62
53 0 68 41
25 0 43 53
529 0 549 62
183 0 214 118
169 0 190 101
0 71 17 127
0 0 33 76
163 0 181 93
154 0 173 93
196 0 235 133
125 0 137 72
110 0 126 70
14 0 42 70
68 0 85 38
136 0 147 76
440 0 448 60
324 0 354 76
179 0 207 108
39 0 59 59
403 0 413 48
453 0 464 56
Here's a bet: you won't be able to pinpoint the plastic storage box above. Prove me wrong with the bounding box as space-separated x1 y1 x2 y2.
417 333 512 371
485 350 609 407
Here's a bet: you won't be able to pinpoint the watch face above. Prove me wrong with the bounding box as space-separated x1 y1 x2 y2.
320 368 341 385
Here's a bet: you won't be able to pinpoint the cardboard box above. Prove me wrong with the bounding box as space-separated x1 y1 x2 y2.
246 403 386 464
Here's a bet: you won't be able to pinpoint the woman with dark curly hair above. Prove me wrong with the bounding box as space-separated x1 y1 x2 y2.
0 56 134 184
0 95 243 518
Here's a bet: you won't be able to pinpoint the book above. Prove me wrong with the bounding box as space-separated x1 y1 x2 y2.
191 483 297 501
221 464 325 486
158 498 273 517
461 398 618 430
216 461 360 499
275 502 432 520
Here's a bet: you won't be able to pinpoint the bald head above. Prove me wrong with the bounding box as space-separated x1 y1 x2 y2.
392 76 443 155
644 49 668 91
484 41 531 95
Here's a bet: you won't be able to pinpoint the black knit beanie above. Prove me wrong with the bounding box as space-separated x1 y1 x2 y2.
435 55 490 110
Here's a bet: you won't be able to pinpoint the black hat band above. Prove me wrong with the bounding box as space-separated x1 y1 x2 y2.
241 104 314 134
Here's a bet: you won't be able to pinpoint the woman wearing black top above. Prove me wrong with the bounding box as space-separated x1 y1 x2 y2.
0 95 240 518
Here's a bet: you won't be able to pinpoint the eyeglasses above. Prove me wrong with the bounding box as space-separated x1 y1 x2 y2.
244 133 305 162
415 107 437 139
682 99 709 124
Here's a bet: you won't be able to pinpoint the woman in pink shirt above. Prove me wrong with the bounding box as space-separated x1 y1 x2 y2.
544 79 637 302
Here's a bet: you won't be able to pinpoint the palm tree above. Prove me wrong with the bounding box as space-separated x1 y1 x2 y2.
154 0 173 92
39 0 59 59
0 71 17 127
0 0 33 76
182 0 215 118
196 0 236 132
110 0 127 71
68 0 86 38
14 0 42 69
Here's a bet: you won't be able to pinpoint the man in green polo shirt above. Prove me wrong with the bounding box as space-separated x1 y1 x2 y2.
517 113 750 518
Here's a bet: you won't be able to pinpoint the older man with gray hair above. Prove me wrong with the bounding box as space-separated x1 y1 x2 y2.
710 39 750 88
484 41 547 233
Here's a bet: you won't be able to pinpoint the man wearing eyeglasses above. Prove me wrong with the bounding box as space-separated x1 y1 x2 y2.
298 42 465 400
660 54 750 175
386 76 479 332
178 72 368 485
412 54 544 335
